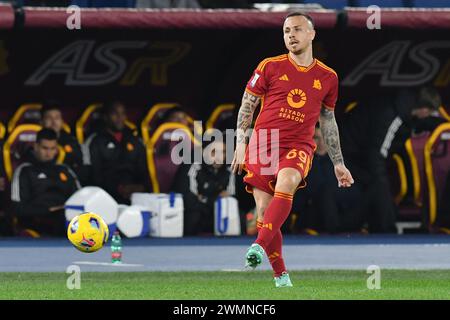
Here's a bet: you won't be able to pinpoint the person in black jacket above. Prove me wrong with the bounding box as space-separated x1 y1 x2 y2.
40 102 84 181
340 87 446 233
173 140 235 235
292 126 364 234
11 129 81 236
85 100 149 204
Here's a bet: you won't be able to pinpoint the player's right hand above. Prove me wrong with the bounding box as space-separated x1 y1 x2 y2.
231 144 246 175
334 164 354 188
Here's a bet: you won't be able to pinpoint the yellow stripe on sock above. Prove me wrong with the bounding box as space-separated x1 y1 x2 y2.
275 191 293 197
274 192 293 200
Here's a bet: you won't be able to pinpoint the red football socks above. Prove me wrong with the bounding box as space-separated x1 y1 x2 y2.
255 192 291 277
255 191 293 250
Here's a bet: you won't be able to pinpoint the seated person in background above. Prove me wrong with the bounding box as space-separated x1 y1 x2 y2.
40 102 84 180
159 106 190 128
292 126 364 234
173 140 235 236
157 106 202 136
153 106 194 157
340 86 445 233
11 129 81 237
86 100 149 204
390 86 447 154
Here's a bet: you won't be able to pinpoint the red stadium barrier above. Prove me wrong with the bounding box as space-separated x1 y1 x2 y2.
0 4 14 29
346 8 450 29
2 7 450 30
22 8 338 29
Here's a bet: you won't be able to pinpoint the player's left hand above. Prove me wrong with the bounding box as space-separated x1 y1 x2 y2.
334 163 354 188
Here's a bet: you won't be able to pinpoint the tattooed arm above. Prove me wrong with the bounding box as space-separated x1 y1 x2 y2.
319 107 344 165
319 106 354 187
236 92 260 144
231 91 261 174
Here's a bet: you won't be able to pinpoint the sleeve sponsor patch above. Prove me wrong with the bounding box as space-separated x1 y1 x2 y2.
250 73 260 88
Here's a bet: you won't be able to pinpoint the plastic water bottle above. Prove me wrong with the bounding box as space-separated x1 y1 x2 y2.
111 231 122 264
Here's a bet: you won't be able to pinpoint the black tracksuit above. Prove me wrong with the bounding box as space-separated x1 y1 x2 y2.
85 128 149 203
10 154 80 236
340 91 446 233
58 130 85 183
58 131 83 171
173 163 235 236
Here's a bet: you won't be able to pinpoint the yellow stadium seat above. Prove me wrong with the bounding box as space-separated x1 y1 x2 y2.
76 103 101 144
3 124 66 181
8 103 71 135
146 122 200 193
141 103 201 145
141 103 179 144
439 106 450 121
391 153 408 205
424 123 450 226
0 122 5 140
206 104 236 131
8 104 42 133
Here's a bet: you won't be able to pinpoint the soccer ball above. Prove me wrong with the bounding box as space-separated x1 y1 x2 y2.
67 212 109 253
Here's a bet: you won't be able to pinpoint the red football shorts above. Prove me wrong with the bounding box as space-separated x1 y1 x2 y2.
243 144 314 195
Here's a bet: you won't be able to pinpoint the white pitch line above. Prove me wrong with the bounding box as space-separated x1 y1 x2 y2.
221 269 245 272
73 261 144 267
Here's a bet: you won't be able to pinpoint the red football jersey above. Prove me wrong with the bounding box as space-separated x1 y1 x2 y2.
245 54 338 153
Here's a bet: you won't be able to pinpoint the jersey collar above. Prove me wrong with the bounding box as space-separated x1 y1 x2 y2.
288 54 316 72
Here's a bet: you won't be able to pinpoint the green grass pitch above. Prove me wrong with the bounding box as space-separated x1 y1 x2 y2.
1 270 450 300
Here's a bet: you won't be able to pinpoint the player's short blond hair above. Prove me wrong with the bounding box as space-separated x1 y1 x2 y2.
285 12 315 29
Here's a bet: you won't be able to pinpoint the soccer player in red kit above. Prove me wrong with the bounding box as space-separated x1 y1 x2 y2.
231 12 354 287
